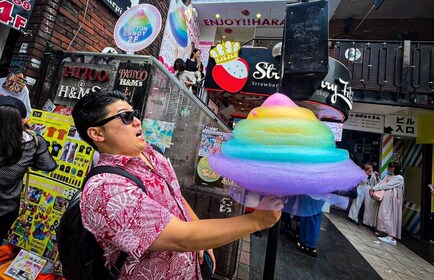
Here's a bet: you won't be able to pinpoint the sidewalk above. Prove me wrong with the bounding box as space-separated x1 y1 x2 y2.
231 210 434 280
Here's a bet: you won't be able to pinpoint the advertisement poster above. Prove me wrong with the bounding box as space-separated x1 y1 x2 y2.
28 110 94 188
0 0 35 31
158 0 200 73
8 176 76 261
142 119 175 152
195 127 231 187
113 62 150 114
5 249 46 280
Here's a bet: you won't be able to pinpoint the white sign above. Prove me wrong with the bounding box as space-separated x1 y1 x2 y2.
384 115 418 137
113 4 162 54
344 112 384 134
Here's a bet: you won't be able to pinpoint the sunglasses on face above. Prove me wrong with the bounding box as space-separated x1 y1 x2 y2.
92 110 138 127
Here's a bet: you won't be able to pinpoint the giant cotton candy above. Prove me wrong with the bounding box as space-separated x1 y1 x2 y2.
209 93 365 195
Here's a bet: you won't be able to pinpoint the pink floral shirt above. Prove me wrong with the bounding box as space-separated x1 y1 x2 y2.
80 145 200 279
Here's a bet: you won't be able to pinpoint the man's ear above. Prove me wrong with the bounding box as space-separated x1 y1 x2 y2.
87 127 105 143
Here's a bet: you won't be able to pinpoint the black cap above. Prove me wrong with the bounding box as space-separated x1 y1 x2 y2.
0 96 27 118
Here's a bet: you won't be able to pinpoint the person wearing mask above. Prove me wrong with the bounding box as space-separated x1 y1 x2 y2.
174 58 197 91
348 162 380 227
71 90 282 279
0 72 32 118
0 96 57 242
185 48 204 82
369 161 404 246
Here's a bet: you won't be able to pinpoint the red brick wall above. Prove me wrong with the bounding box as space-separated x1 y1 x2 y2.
10 0 170 104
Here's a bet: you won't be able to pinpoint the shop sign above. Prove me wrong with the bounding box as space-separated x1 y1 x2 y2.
0 0 35 31
384 115 417 137
113 62 150 114
305 58 353 122
54 62 112 108
113 4 162 54
204 44 280 95
101 0 132 17
203 18 284 27
344 112 384 134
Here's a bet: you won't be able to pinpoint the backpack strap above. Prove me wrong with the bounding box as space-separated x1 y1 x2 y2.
83 165 146 280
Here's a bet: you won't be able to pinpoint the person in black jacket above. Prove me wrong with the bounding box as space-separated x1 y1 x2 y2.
0 96 57 242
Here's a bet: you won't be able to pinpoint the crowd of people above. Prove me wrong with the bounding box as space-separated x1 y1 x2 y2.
348 161 405 246
173 48 204 95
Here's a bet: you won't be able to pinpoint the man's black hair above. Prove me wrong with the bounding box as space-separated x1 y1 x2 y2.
72 90 127 150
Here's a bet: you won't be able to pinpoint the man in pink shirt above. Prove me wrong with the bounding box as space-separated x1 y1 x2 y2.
71 90 282 279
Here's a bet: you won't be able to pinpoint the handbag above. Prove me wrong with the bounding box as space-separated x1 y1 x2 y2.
372 189 385 201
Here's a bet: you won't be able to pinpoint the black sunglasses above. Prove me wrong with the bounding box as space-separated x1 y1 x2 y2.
92 110 138 127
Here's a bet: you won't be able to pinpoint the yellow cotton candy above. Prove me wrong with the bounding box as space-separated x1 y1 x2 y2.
247 106 317 120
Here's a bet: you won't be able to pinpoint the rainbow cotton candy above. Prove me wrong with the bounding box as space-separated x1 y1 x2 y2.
208 93 365 195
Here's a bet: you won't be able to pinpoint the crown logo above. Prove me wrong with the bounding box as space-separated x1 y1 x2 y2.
210 41 241 64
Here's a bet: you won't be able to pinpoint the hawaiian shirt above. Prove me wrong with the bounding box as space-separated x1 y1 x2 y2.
80 144 200 279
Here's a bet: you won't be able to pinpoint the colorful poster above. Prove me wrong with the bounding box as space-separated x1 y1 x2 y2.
28 110 94 188
8 176 76 260
158 0 200 73
195 127 231 187
142 119 175 151
5 249 47 280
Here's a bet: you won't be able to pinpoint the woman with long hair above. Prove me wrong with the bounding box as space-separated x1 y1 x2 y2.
369 161 404 246
185 48 204 82
0 96 56 242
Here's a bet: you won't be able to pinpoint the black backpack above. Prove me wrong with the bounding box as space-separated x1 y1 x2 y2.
57 166 146 280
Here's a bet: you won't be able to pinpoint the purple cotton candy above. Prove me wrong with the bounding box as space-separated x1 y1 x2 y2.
209 153 365 196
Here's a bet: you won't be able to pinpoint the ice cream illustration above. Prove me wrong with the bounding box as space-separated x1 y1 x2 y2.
169 6 188 48
209 93 365 195
119 9 153 42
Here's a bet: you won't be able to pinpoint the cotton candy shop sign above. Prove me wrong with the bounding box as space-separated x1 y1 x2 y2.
113 4 162 54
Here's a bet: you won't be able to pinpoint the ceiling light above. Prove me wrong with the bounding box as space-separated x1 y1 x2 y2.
222 35 226 39
215 13 221 19
256 13 261 18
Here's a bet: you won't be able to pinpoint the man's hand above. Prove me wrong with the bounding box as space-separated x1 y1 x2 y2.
250 196 283 229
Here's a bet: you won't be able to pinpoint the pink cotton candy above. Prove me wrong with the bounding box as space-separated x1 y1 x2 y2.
261 92 297 107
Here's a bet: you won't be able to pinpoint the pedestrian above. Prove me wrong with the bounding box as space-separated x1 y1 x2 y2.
0 72 32 118
185 48 204 82
174 58 197 91
369 161 404 246
0 96 57 242
348 162 380 227
296 195 325 258
71 90 282 279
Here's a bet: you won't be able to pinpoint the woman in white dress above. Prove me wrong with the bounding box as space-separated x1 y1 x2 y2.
369 161 404 246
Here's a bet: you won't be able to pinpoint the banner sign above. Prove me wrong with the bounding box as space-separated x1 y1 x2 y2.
113 62 150 114
0 0 35 31
204 47 280 95
8 110 95 261
344 112 384 134
384 115 418 137
113 4 162 54
158 0 200 73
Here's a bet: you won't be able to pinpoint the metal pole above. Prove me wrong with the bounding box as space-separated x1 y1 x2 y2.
262 220 280 280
